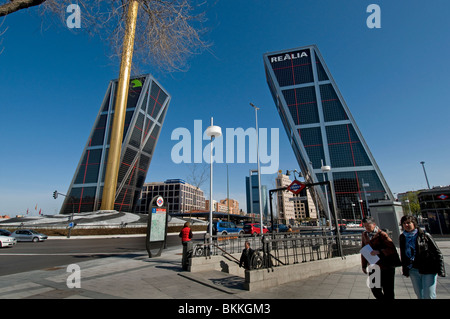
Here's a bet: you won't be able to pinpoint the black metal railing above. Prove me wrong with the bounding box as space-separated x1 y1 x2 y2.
191 231 363 270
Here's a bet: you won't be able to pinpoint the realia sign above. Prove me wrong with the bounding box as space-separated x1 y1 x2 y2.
270 51 308 63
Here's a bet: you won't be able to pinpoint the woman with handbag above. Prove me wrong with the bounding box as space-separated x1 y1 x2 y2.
361 217 401 299
399 215 446 299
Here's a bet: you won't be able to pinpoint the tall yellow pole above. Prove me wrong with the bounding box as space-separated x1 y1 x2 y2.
100 0 139 210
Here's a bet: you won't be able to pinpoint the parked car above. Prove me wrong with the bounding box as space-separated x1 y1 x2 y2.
270 224 289 232
212 221 244 236
243 223 269 236
0 235 17 248
11 229 48 242
0 229 12 236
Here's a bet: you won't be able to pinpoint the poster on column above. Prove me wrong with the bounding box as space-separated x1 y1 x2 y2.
146 196 168 257
150 207 167 242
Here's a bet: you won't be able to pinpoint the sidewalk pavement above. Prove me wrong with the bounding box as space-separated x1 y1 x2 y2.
1 239 449 300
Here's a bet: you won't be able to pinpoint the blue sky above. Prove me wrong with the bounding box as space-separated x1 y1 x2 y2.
1 0 449 215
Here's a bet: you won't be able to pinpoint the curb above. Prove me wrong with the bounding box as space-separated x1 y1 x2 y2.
47 231 207 240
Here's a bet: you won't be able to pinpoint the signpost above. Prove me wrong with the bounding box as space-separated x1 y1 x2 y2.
287 180 306 195
146 195 169 258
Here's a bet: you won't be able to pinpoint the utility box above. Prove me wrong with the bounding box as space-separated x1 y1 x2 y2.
369 200 404 246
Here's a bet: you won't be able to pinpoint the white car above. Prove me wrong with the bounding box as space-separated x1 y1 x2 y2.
0 235 17 248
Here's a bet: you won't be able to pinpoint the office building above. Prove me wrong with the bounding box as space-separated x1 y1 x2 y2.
245 170 269 219
276 172 318 224
219 199 240 215
275 173 295 223
136 179 206 214
60 74 171 214
264 45 394 220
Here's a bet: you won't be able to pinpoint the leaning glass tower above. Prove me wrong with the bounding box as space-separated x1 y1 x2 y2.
60 74 171 214
263 45 393 220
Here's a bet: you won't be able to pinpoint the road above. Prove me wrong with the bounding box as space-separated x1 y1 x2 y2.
0 233 205 276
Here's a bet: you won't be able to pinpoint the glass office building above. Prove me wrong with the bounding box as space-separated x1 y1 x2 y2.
60 74 171 214
245 170 269 219
263 45 393 220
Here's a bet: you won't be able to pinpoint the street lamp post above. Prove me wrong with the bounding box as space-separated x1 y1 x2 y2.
205 118 222 243
420 161 431 189
351 203 356 223
250 103 264 235
321 159 332 228
358 196 364 222
358 198 364 220
362 179 370 216
405 199 411 214
309 161 322 226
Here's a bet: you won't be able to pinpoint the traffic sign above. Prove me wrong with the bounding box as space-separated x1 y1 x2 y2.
287 180 306 195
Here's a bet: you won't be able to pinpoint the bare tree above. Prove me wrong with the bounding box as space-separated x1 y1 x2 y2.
184 162 208 220
1 0 211 72
185 162 208 191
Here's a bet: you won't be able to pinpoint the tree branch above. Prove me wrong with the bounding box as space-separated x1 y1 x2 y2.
0 0 47 17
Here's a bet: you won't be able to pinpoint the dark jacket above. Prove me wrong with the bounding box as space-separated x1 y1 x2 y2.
361 228 400 270
399 228 446 277
239 248 254 270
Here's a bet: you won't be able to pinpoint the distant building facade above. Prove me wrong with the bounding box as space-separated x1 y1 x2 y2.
275 173 295 223
205 198 240 215
276 172 318 224
220 199 240 215
135 179 206 214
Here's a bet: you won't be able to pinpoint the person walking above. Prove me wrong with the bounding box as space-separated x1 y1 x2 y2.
361 217 401 299
239 241 254 270
179 222 193 271
399 215 446 299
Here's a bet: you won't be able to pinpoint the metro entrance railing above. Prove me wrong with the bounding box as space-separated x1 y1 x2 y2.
191 231 362 271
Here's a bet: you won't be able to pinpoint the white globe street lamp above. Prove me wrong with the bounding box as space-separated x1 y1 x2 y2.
321 159 332 228
205 118 222 242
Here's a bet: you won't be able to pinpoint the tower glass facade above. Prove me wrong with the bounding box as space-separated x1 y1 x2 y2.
60 74 171 214
264 45 393 220
245 170 269 218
